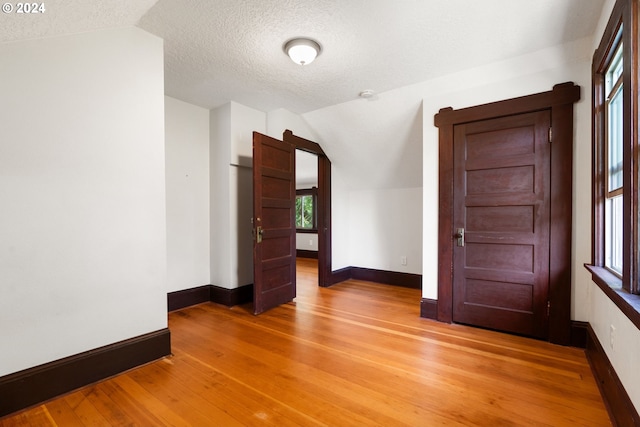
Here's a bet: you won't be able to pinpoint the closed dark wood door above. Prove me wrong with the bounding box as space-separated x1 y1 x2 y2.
253 132 296 315
452 111 551 339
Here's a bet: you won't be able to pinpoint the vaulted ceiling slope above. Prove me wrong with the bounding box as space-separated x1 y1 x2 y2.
0 0 604 114
137 0 605 113
1 0 606 190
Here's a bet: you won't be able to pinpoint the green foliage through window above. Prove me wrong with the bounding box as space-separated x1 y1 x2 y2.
296 194 314 229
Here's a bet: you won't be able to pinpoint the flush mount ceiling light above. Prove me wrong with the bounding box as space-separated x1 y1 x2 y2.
284 38 322 65
359 89 375 98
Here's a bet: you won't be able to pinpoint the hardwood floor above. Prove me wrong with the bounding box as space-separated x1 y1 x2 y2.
1 258 611 426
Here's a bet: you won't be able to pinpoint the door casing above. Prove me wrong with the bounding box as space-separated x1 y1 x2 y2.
434 82 580 345
283 130 333 287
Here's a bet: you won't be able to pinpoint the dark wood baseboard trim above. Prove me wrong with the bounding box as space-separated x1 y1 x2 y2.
326 266 422 290
327 267 352 287
296 249 318 259
351 267 422 289
0 328 170 418
167 285 211 312
585 324 639 426
169 268 421 308
570 321 588 349
420 299 438 319
168 284 254 311
210 284 253 307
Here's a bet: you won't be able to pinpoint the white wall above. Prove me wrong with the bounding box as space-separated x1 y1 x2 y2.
590 285 640 410
297 234 319 251
302 78 424 277
231 103 265 286
349 188 422 275
229 164 254 286
267 108 321 142
331 168 351 270
210 104 232 288
0 27 166 376
231 102 265 167
211 102 265 289
165 96 210 292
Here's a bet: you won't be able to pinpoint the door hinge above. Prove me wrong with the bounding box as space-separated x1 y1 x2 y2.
548 127 553 143
547 300 551 316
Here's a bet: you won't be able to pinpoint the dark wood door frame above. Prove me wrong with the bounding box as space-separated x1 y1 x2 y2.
434 82 580 345
283 130 333 287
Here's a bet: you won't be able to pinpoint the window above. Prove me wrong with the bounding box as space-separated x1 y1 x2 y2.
295 188 317 232
604 40 624 276
590 0 639 296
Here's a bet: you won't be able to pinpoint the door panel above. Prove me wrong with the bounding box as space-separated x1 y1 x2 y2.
452 111 550 339
466 206 534 232
253 132 296 315
467 165 534 194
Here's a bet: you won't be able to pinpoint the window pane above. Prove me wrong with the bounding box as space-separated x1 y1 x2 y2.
603 38 624 277
607 85 623 192
302 195 313 228
605 41 623 93
605 194 623 275
295 194 314 229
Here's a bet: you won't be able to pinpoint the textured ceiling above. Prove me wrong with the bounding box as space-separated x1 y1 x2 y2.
0 0 605 114
137 0 606 113
1 0 607 191
0 0 157 43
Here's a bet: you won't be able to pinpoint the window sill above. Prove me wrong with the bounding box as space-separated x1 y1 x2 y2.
585 264 640 330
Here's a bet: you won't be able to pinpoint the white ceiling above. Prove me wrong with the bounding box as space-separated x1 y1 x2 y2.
0 0 158 43
1 0 606 190
0 0 605 114
139 0 606 113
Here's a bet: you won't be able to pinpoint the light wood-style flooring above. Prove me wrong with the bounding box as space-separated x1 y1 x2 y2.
1 258 611 426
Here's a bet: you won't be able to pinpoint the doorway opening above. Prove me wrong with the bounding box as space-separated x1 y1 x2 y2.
253 130 332 314
295 148 319 282
283 130 332 290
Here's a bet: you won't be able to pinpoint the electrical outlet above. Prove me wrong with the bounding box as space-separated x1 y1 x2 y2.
309 239 313 246
610 324 616 349
401 256 407 266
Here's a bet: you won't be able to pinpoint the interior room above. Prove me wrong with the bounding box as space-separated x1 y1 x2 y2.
1 0 639 425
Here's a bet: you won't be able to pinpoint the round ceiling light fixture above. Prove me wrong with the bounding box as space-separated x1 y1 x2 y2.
359 89 375 98
284 38 322 65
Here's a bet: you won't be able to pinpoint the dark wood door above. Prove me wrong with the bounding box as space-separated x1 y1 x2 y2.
452 111 551 339
253 132 296 315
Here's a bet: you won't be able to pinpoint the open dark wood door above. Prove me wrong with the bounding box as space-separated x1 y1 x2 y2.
452 111 551 339
253 132 296 315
